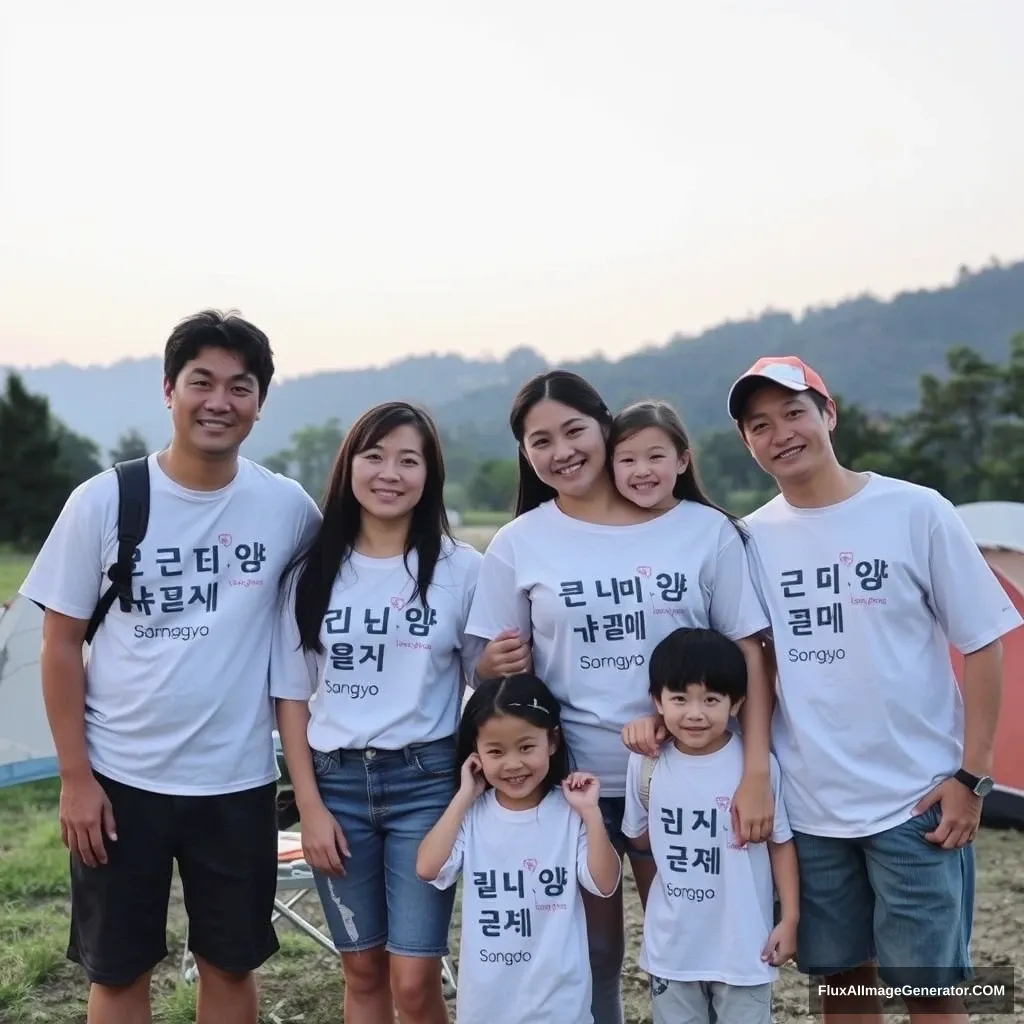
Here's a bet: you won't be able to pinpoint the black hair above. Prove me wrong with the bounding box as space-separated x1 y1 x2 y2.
648 627 747 704
286 401 452 653
456 674 573 799
508 370 613 517
610 399 746 536
163 308 275 402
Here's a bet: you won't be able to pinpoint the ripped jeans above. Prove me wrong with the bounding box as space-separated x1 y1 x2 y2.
310 736 457 957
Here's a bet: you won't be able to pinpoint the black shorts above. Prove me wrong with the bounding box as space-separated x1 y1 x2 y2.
68 772 279 986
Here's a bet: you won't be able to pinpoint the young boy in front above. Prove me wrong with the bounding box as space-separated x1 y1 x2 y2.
622 627 798 1024
726 355 1022 1023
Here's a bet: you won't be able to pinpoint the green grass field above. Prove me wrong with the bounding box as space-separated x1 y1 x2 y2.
0 554 32 606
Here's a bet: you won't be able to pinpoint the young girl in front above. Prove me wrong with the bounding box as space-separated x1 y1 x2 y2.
417 674 621 1024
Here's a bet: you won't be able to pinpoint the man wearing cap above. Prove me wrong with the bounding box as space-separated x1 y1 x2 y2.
726 357 1021 1022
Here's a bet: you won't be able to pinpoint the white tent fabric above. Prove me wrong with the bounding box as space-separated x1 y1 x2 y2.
955 501 1024 554
0 595 57 787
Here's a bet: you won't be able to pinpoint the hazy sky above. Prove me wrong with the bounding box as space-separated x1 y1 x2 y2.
2 0 1022 380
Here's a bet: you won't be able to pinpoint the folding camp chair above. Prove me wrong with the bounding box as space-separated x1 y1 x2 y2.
180 832 458 999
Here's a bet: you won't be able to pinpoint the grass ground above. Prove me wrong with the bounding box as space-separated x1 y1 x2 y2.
3 541 1023 1021
1 782 1022 1024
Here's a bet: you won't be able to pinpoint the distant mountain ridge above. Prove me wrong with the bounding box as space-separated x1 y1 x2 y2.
4 259 1024 462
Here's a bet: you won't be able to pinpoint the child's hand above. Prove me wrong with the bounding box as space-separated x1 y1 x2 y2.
459 754 487 802
476 629 532 678
761 918 797 967
621 714 667 757
562 772 601 811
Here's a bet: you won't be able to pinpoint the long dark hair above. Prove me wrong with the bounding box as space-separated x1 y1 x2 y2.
456 675 573 799
610 399 746 537
509 370 613 517
287 401 452 653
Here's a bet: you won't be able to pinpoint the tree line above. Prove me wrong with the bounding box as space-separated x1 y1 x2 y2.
3 333 1023 549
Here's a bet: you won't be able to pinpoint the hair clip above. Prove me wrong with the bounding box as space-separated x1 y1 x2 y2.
508 698 549 715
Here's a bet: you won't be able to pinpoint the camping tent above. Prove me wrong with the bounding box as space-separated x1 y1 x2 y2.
953 501 1024 827
0 594 56 787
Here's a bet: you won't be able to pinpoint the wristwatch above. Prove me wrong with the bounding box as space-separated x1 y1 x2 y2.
954 769 994 797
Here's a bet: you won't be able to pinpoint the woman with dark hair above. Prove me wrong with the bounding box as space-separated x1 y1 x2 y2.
467 371 775 1024
270 400 484 1024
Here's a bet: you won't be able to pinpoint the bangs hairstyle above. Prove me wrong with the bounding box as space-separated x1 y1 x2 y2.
286 401 452 653
648 627 748 704
509 370 613 517
456 674 573 798
611 399 746 538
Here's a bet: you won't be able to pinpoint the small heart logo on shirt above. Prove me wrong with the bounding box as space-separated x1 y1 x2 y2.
839 551 854 566
523 858 538 872
218 533 232 547
715 796 731 811
637 566 652 577
390 596 405 610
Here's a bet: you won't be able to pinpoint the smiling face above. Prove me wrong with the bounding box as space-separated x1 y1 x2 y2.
163 346 262 458
740 385 837 485
611 425 688 509
475 713 557 810
350 423 428 523
655 682 740 755
520 399 609 501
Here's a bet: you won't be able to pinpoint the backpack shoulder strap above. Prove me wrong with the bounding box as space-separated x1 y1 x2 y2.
638 754 657 812
85 457 151 645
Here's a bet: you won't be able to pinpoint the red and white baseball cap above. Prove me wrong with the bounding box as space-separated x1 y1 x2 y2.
727 355 831 420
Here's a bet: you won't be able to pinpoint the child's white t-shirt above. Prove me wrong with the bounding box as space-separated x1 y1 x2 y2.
622 735 791 986
744 473 1023 837
270 537 484 750
466 499 768 796
432 787 619 1024
18 454 322 795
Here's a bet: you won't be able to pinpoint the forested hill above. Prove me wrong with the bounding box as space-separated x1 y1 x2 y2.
5 259 1024 461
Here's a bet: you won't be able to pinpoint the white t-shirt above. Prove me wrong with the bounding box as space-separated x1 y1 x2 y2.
744 473 1024 837
19 454 322 796
465 499 769 795
269 538 485 750
621 735 791 986
432 787 618 1024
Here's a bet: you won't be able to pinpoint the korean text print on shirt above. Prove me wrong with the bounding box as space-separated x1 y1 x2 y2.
469 500 767 796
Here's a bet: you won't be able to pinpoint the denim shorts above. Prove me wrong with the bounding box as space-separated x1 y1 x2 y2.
792 803 974 986
310 734 457 957
599 796 654 860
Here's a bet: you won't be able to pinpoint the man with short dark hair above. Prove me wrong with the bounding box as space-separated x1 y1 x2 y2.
727 356 1021 1024
21 310 321 1024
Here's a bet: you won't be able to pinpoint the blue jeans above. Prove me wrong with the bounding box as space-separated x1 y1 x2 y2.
310 735 457 957
792 803 974 986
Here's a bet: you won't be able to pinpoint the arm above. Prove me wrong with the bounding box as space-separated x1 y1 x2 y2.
417 754 484 881
275 698 350 874
465 536 533 680
40 610 91 783
767 839 799 926
731 633 775 843
40 610 117 868
762 839 800 966
911 496 1022 846
959 639 1002 780
274 698 321 819
578 804 622 896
